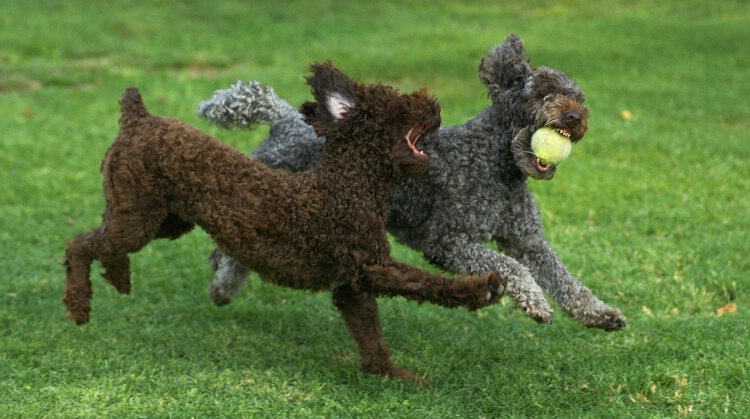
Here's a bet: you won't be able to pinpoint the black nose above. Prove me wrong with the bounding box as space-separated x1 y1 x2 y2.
564 112 581 127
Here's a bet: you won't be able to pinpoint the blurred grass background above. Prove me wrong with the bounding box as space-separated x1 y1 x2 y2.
1 0 748 417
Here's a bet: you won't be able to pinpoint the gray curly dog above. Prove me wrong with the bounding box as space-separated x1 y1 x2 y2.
197 34 626 331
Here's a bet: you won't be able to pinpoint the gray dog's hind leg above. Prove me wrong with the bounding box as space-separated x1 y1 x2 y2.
510 238 627 330
208 248 251 306
426 242 553 324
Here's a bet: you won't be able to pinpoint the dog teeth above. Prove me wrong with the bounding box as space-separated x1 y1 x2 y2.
555 128 571 138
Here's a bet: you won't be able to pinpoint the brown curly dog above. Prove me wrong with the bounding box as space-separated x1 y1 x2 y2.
63 62 506 384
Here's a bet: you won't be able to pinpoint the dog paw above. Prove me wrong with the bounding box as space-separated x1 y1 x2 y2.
504 276 554 324
519 301 554 324
207 248 251 306
461 272 507 311
208 282 233 306
582 308 627 331
66 312 90 326
391 369 430 386
485 272 507 304
364 364 430 386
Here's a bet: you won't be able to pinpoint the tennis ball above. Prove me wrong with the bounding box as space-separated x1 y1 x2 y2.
531 127 572 166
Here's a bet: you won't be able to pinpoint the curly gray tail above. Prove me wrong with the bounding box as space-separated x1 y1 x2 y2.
197 80 323 172
197 81 298 130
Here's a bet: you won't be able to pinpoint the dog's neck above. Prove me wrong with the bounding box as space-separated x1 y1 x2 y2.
316 145 396 208
461 107 531 186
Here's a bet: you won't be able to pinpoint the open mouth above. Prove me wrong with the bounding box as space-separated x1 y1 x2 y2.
406 127 427 158
529 126 573 173
555 128 572 138
531 155 553 172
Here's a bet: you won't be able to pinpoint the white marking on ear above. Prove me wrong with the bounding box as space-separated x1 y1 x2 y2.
326 93 353 120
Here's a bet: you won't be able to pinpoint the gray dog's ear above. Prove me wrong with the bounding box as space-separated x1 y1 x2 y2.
478 34 532 96
301 61 358 129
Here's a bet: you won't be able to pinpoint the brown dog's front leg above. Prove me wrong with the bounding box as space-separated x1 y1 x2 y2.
361 262 505 311
332 284 428 385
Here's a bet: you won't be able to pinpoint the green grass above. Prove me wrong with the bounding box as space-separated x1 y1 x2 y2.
2 0 749 417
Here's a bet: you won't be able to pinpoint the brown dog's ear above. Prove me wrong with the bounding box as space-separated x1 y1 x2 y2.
478 34 532 97
301 61 358 132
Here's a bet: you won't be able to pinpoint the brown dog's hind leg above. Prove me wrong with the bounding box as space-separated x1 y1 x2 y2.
332 284 428 385
63 230 102 325
96 212 164 295
100 252 132 295
63 204 170 324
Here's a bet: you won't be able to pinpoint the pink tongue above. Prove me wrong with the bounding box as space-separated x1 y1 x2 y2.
533 156 550 172
409 141 425 157
406 128 426 157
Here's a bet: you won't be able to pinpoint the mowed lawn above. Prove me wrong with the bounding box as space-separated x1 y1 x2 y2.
1 1 748 417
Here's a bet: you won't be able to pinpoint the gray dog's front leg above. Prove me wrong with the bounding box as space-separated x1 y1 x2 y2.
425 242 553 323
508 237 626 331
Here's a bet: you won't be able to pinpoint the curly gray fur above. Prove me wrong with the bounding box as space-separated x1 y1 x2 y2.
197 34 626 331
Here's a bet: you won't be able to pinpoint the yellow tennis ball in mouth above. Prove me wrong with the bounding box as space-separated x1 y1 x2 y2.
531 127 572 166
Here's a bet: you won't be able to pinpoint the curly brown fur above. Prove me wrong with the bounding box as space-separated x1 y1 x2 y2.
63 63 506 384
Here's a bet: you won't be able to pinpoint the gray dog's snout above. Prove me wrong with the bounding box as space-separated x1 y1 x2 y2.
564 112 581 125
